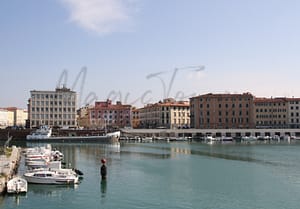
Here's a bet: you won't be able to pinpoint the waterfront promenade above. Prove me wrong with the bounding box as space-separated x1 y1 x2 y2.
0 146 21 193
121 128 300 138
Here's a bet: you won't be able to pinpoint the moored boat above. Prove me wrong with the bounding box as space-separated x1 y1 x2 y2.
23 170 79 185
7 176 28 194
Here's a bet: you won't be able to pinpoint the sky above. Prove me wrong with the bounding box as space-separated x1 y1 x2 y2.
1 0 300 108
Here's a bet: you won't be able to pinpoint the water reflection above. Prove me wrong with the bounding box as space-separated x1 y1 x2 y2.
120 151 171 159
28 184 78 196
100 180 107 197
121 142 285 167
3 193 27 207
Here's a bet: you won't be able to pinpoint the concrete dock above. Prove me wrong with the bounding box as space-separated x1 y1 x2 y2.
121 128 300 138
0 146 21 194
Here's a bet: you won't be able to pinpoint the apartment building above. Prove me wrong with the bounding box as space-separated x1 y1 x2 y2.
131 108 140 128
190 93 254 129
287 98 300 128
254 98 288 128
5 107 28 127
138 98 190 129
0 109 9 128
0 108 27 128
89 100 131 129
77 105 91 128
28 87 77 128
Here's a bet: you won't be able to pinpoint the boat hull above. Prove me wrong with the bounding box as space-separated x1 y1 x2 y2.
7 177 28 194
26 131 120 144
24 173 78 185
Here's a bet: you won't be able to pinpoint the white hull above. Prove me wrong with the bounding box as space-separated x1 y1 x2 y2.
27 131 120 143
24 170 78 185
7 177 28 194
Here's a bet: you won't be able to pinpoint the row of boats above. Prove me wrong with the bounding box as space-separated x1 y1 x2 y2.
204 135 295 145
7 144 83 194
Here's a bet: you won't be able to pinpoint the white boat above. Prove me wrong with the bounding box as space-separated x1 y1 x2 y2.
205 136 219 145
242 136 257 143
26 126 120 143
7 176 28 194
26 125 52 140
141 137 153 143
26 159 50 168
24 170 79 185
25 144 64 169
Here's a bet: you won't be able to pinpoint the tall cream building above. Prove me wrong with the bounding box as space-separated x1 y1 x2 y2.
0 109 9 128
28 87 77 128
0 108 27 128
6 107 28 126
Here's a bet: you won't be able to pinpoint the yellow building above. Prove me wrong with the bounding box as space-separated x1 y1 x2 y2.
77 105 92 128
138 98 190 129
0 108 27 128
0 109 9 128
131 108 140 129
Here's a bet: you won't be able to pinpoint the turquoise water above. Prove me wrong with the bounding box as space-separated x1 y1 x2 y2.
1 141 300 209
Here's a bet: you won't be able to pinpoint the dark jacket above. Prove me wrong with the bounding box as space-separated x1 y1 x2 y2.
101 164 107 178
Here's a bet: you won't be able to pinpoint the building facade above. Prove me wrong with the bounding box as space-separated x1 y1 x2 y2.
287 98 300 128
5 107 28 127
254 98 288 128
28 87 77 128
77 105 91 128
254 97 300 129
89 100 131 129
0 108 27 128
190 93 255 129
131 108 140 129
138 98 190 129
0 109 9 129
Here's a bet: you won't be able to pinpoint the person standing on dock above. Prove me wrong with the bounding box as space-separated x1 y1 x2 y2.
100 158 107 180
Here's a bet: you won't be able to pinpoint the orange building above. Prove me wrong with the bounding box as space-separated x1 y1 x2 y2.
89 100 131 129
131 108 140 128
190 93 255 129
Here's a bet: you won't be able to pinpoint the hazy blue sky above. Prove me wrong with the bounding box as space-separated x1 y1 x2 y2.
1 0 300 108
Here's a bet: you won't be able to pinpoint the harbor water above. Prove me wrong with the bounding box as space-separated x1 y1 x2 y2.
1 141 300 209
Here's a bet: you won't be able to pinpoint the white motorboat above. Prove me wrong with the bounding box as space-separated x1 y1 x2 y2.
25 144 63 169
205 136 219 145
24 170 79 185
26 125 52 140
7 176 28 194
26 159 50 168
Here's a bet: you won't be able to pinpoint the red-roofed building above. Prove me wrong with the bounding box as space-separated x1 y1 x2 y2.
89 100 132 129
138 98 190 129
190 93 255 129
287 98 300 128
253 97 288 128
